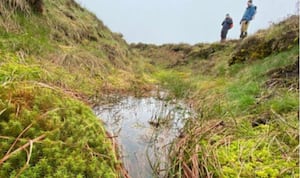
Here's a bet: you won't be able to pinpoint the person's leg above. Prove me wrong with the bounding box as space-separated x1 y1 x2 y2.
240 21 249 38
221 29 227 42
240 22 244 38
243 21 249 37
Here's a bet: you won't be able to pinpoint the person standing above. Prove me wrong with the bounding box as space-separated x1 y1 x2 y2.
240 0 257 39
221 13 233 42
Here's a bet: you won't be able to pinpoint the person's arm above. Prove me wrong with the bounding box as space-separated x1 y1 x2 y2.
240 9 247 24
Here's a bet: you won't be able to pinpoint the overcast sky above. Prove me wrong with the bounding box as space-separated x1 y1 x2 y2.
75 0 298 44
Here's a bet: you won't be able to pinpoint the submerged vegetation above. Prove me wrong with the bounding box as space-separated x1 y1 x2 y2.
0 0 298 177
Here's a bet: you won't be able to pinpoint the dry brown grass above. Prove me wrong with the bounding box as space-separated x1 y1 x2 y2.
3 0 31 13
0 0 43 14
168 119 228 177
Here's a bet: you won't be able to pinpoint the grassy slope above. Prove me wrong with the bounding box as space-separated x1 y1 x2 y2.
0 0 151 177
0 0 151 96
134 16 299 177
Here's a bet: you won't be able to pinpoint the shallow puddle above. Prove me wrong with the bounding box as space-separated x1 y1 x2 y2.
94 95 192 178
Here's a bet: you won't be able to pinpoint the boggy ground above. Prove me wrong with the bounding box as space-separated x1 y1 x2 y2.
0 1 298 177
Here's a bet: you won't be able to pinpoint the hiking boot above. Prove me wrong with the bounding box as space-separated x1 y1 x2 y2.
240 32 244 39
240 32 248 39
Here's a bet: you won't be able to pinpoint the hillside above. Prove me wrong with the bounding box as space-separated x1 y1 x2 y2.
0 0 152 97
132 15 299 177
0 0 299 177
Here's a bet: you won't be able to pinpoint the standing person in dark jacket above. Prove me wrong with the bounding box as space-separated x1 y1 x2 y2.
221 13 233 42
240 0 257 39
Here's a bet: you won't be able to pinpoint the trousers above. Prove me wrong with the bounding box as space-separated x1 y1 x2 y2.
241 20 249 33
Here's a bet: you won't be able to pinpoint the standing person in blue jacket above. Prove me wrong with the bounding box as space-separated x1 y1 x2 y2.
240 0 257 39
221 13 233 42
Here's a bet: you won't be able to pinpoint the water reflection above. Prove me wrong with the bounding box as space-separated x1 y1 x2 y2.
94 96 192 178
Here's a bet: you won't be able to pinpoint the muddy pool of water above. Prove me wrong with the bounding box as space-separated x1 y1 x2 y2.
94 95 193 178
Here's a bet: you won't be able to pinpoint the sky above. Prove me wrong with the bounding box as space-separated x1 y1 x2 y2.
75 0 298 45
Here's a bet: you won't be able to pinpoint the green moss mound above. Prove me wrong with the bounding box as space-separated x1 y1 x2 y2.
0 83 118 177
